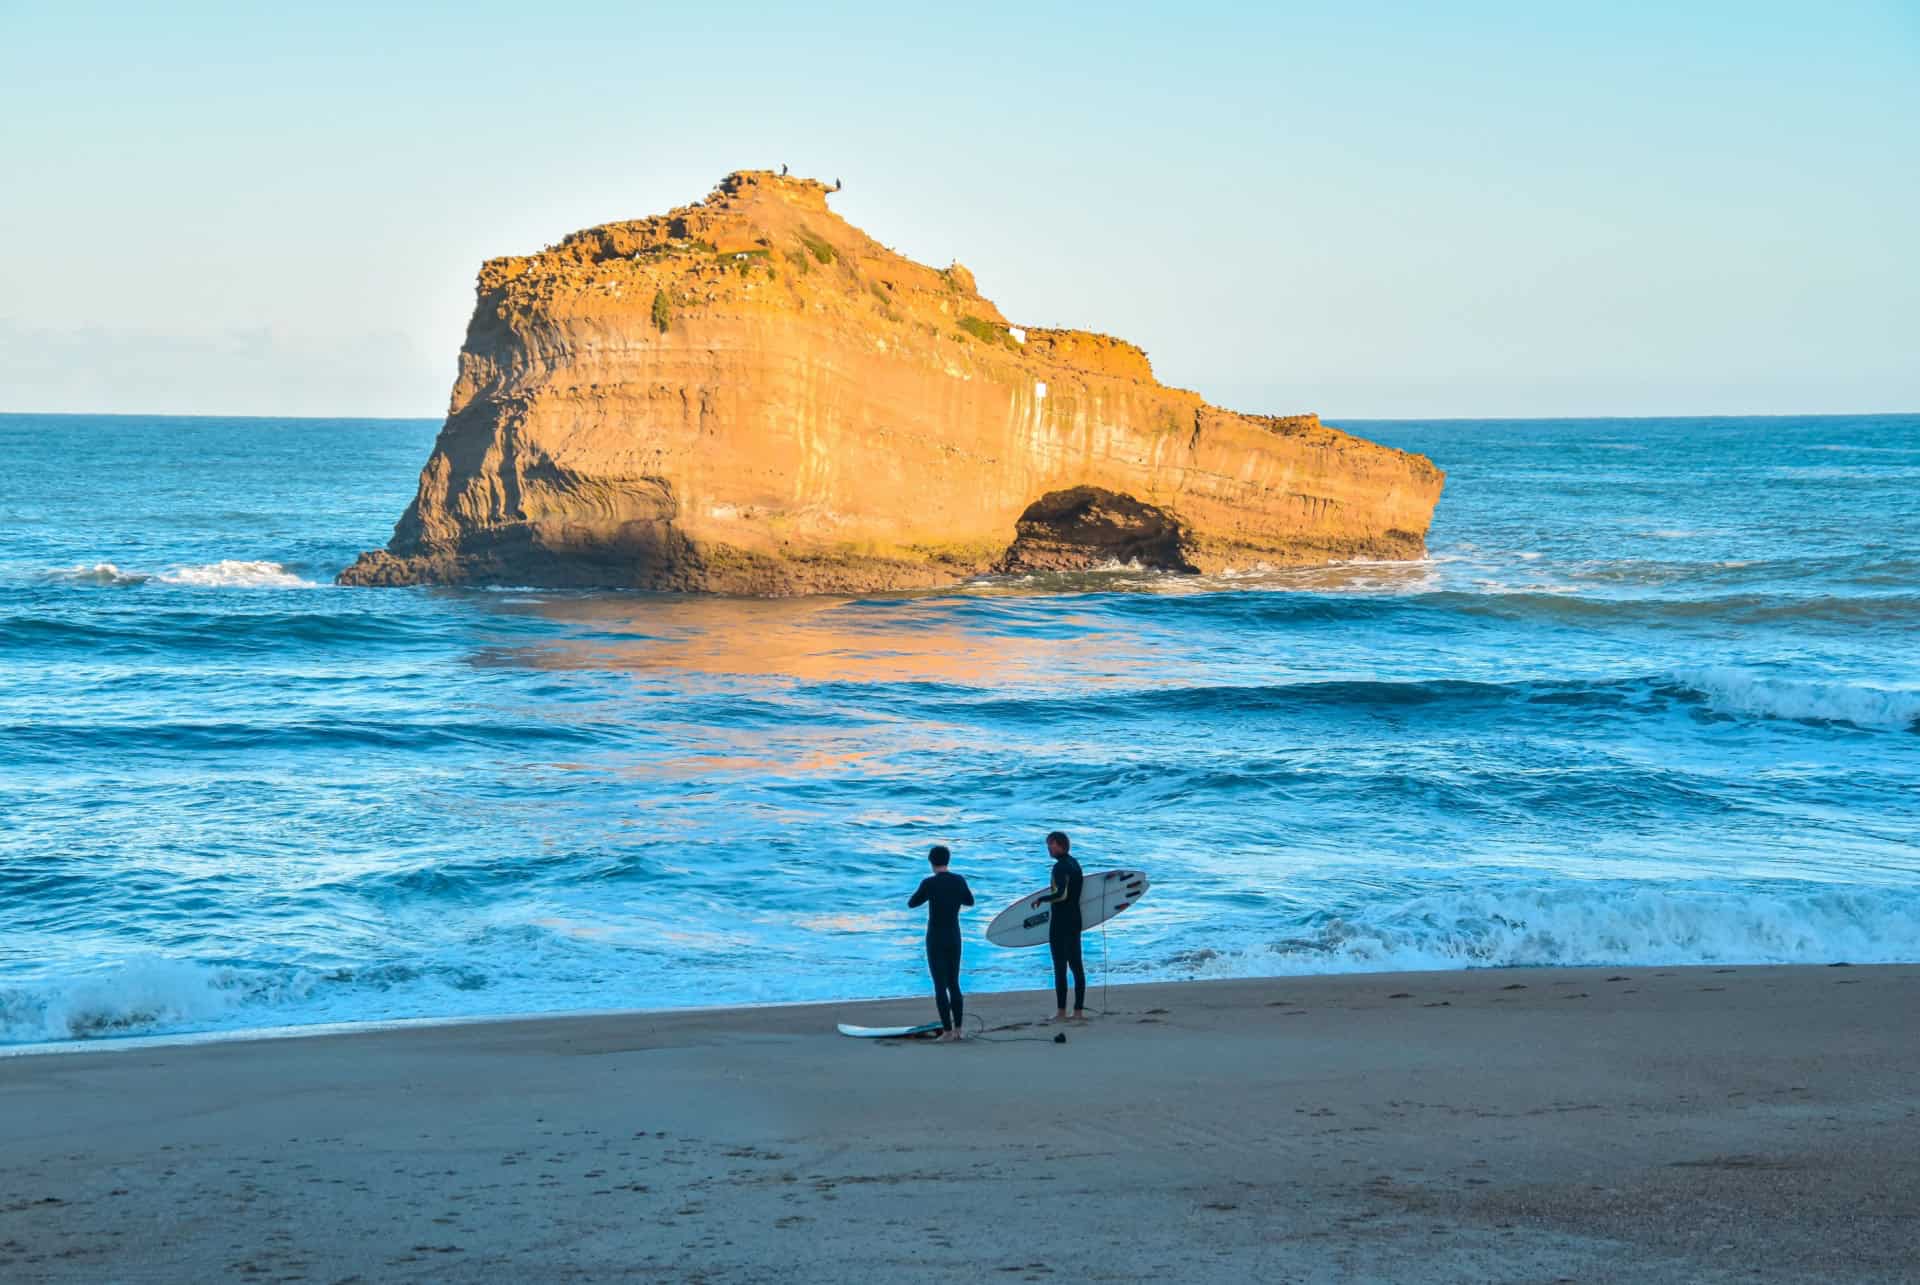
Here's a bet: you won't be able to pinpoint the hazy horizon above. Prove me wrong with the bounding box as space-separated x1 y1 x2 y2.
3 2 1915 421
6 409 1918 425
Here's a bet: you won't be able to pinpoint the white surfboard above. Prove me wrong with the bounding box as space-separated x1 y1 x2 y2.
984 868 1149 948
837 1022 943 1039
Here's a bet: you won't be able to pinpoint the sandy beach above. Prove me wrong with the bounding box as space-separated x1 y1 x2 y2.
3 965 1915 1283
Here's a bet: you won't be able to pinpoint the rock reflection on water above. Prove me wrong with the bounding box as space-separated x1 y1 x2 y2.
472 590 1159 688
459 589 1165 784
963 562 1444 597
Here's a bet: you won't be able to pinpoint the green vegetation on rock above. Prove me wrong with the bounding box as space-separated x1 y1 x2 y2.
956 314 1015 348
632 238 716 265
718 248 771 276
651 288 672 332
796 229 837 265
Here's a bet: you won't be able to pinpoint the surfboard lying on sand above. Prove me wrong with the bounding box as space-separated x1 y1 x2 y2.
984 868 1149 948
837 1022 944 1038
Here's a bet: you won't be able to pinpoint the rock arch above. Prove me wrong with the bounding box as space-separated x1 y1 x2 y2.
997 486 1198 574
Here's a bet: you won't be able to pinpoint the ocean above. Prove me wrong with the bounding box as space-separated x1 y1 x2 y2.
3 412 1916 1048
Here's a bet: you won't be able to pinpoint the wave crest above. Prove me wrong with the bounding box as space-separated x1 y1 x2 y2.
968 669 1918 734
48 562 150 586
1672 666 1920 732
0 958 314 1044
44 559 314 588
1171 883 1920 975
155 560 314 588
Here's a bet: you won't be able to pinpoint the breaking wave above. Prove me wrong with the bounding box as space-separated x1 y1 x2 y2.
0 948 548 1046
1169 882 1920 976
0 958 315 1045
156 559 314 588
46 559 314 588
11 878 1920 1047
47 562 150 586
1672 666 1920 732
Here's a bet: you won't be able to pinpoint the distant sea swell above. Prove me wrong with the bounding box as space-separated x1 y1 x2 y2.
2 413 1917 1046
955 670 1920 733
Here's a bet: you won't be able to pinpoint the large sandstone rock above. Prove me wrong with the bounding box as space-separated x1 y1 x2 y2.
340 171 1444 593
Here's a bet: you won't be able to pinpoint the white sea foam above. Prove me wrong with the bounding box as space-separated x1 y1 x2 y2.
155 559 315 588
0 958 314 1044
1674 666 1920 732
1174 883 1920 977
46 558 315 588
49 562 150 586
9 876 1920 1048
1470 577 1580 595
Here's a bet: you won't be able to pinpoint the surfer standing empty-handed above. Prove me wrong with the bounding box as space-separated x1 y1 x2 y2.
908 845 974 1042
1043 831 1087 1022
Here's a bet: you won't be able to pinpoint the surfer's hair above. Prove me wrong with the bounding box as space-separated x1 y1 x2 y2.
927 845 951 866
1046 831 1070 853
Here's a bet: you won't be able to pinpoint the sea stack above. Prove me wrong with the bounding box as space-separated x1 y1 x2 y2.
340 171 1444 593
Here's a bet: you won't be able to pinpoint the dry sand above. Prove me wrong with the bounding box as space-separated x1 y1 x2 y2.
2 965 1915 1282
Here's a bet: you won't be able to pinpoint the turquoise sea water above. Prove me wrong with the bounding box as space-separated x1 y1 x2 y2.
2 412 1917 1046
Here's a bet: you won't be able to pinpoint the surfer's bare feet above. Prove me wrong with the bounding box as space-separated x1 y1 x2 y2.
1068 1011 1089 1022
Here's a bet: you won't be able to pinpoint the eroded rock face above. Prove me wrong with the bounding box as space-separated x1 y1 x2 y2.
340 171 1444 593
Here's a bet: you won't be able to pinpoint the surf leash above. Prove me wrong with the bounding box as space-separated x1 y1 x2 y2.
964 1013 1062 1043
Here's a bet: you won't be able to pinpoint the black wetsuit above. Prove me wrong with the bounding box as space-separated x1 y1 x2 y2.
1046 855 1086 1012
908 870 973 1030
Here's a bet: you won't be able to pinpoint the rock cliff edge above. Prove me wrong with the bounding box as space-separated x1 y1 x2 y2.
340 171 1443 593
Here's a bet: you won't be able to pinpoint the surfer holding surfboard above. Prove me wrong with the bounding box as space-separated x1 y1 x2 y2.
907 845 974 1041
1042 831 1088 1022
844 848 1145 1043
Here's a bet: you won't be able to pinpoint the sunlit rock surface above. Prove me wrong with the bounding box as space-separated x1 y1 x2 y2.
341 171 1444 593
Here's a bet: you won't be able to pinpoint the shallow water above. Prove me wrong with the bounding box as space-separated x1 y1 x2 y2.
3 411 1917 1045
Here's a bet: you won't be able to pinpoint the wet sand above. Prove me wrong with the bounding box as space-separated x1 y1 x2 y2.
2 965 1915 1282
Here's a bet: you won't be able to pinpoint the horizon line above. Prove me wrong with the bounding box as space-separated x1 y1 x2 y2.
3 408 1916 425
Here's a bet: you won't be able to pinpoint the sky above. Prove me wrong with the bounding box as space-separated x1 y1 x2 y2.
1 1 1916 420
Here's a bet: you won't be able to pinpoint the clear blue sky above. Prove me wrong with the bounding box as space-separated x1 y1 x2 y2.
2 1 1915 418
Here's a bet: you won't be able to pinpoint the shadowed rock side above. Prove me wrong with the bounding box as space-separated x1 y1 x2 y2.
340 170 1444 594
999 487 1196 573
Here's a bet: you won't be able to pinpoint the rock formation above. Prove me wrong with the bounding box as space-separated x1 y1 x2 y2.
340 171 1444 594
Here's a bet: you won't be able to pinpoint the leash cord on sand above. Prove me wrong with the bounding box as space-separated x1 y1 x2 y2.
963 1013 1057 1043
